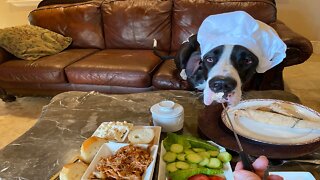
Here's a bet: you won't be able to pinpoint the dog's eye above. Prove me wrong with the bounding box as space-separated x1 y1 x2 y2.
244 58 252 64
206 57 215 63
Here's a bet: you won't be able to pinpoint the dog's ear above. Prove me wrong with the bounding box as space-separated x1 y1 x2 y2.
185 51 201 77
185 51 206 90
174 34 199 70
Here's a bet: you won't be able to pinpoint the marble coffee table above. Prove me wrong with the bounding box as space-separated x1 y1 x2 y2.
0 90 318 179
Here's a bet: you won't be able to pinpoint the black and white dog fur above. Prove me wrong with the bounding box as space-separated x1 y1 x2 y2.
160 34 259 106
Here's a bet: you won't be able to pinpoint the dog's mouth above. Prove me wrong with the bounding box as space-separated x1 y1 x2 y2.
217 92 235 103
203 87 241 106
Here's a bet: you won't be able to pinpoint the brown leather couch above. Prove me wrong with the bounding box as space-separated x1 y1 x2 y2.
0 0 313 102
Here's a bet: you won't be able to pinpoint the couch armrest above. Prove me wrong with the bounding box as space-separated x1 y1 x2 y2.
270 20 313 67
152 60 191 90
0 47 12 64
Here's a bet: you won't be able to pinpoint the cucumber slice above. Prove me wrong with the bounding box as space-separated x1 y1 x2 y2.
217 151 232 163
166 162 178 172
198 157 209 166
186 153 203 164
177 153 186 161
207 158 222 169
192 148 205 152
189 163 198 169
176 161 190 169
184 149 195 154
208 150 219 157
170 144 184 153
163 152 177 162
199 151 210 158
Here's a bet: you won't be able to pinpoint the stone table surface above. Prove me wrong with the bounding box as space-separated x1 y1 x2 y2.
0 90 319 179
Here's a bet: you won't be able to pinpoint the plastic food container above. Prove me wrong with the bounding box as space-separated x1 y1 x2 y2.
150 100 184 132
81 142 158 180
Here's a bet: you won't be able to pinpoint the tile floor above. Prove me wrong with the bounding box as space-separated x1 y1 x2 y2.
0 97 50 149
284 54 320 112
0 54 319 149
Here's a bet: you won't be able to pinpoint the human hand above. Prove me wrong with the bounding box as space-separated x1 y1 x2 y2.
233 155 283 180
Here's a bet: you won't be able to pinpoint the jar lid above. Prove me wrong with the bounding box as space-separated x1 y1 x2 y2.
150 100 184 118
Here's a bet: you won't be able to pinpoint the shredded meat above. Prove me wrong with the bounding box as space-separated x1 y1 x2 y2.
94 145 152 179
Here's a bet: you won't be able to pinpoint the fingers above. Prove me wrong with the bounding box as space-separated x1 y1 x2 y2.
252 155 269 177
234 156 284 180
235 156 269 178
252 155 269 169
233 169 261 180
267 175 284 180
235 161 244 171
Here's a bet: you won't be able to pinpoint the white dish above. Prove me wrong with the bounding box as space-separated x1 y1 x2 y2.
269 171 315 180
92 122 132 142
129 126 162 145
158 141 234 180
221 99 320 145
92 121 161 145
82 142 158 180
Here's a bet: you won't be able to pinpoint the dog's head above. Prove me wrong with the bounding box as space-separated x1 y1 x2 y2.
200 44 258 106
194 11 287 106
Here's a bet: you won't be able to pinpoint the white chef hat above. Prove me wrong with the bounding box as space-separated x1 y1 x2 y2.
197 11 287 73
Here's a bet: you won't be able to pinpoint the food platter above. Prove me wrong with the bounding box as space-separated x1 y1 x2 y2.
269 171 315 180
221 99 320 145
56 121 161 179
81 123 161 179
82 142 158 180
158 141 234 180
197 102 320 159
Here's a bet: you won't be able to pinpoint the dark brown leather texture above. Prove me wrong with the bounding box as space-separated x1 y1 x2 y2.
0 49 98 83
171 0 277 51
0 48 13 64
0 0 313 98
152 59 190 90
29 1 105 49
0 81 153 96
270 20 313 66
65 49 162 88
101 0 172 51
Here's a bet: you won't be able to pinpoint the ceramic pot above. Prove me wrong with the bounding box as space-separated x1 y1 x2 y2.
150 100 184 132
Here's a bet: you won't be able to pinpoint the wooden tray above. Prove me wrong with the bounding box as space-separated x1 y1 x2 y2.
197 104 320 159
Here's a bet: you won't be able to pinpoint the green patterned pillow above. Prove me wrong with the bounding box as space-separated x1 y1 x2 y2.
0 25 72 60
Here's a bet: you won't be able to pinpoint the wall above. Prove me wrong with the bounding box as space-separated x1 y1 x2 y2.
276 0 320 41
0 0 37 29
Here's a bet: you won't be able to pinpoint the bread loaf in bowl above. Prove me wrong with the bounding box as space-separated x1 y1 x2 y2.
59 161 88 180
80 136 108 163
128 128 154 144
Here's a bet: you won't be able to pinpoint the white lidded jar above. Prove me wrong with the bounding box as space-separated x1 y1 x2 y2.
150 100 184 132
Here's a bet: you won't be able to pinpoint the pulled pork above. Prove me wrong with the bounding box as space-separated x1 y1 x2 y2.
93 145 152 179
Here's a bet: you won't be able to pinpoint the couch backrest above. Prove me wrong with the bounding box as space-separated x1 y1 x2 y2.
171 0 277 51
28 0 277 52
101 0 172 51
29 1 105 49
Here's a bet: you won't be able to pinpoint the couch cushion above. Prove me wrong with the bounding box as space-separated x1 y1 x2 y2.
101 0 172 51
0 82 153 96
65 49 162 88
0 49 98 83
0 47 13 64
152 59 190 90
0 25 72 60
171 0 277 51
29 1 105 49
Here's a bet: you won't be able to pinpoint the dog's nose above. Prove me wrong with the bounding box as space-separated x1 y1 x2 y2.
209 76 237 93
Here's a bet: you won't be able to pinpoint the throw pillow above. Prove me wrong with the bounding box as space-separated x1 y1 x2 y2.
0 25 72 60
